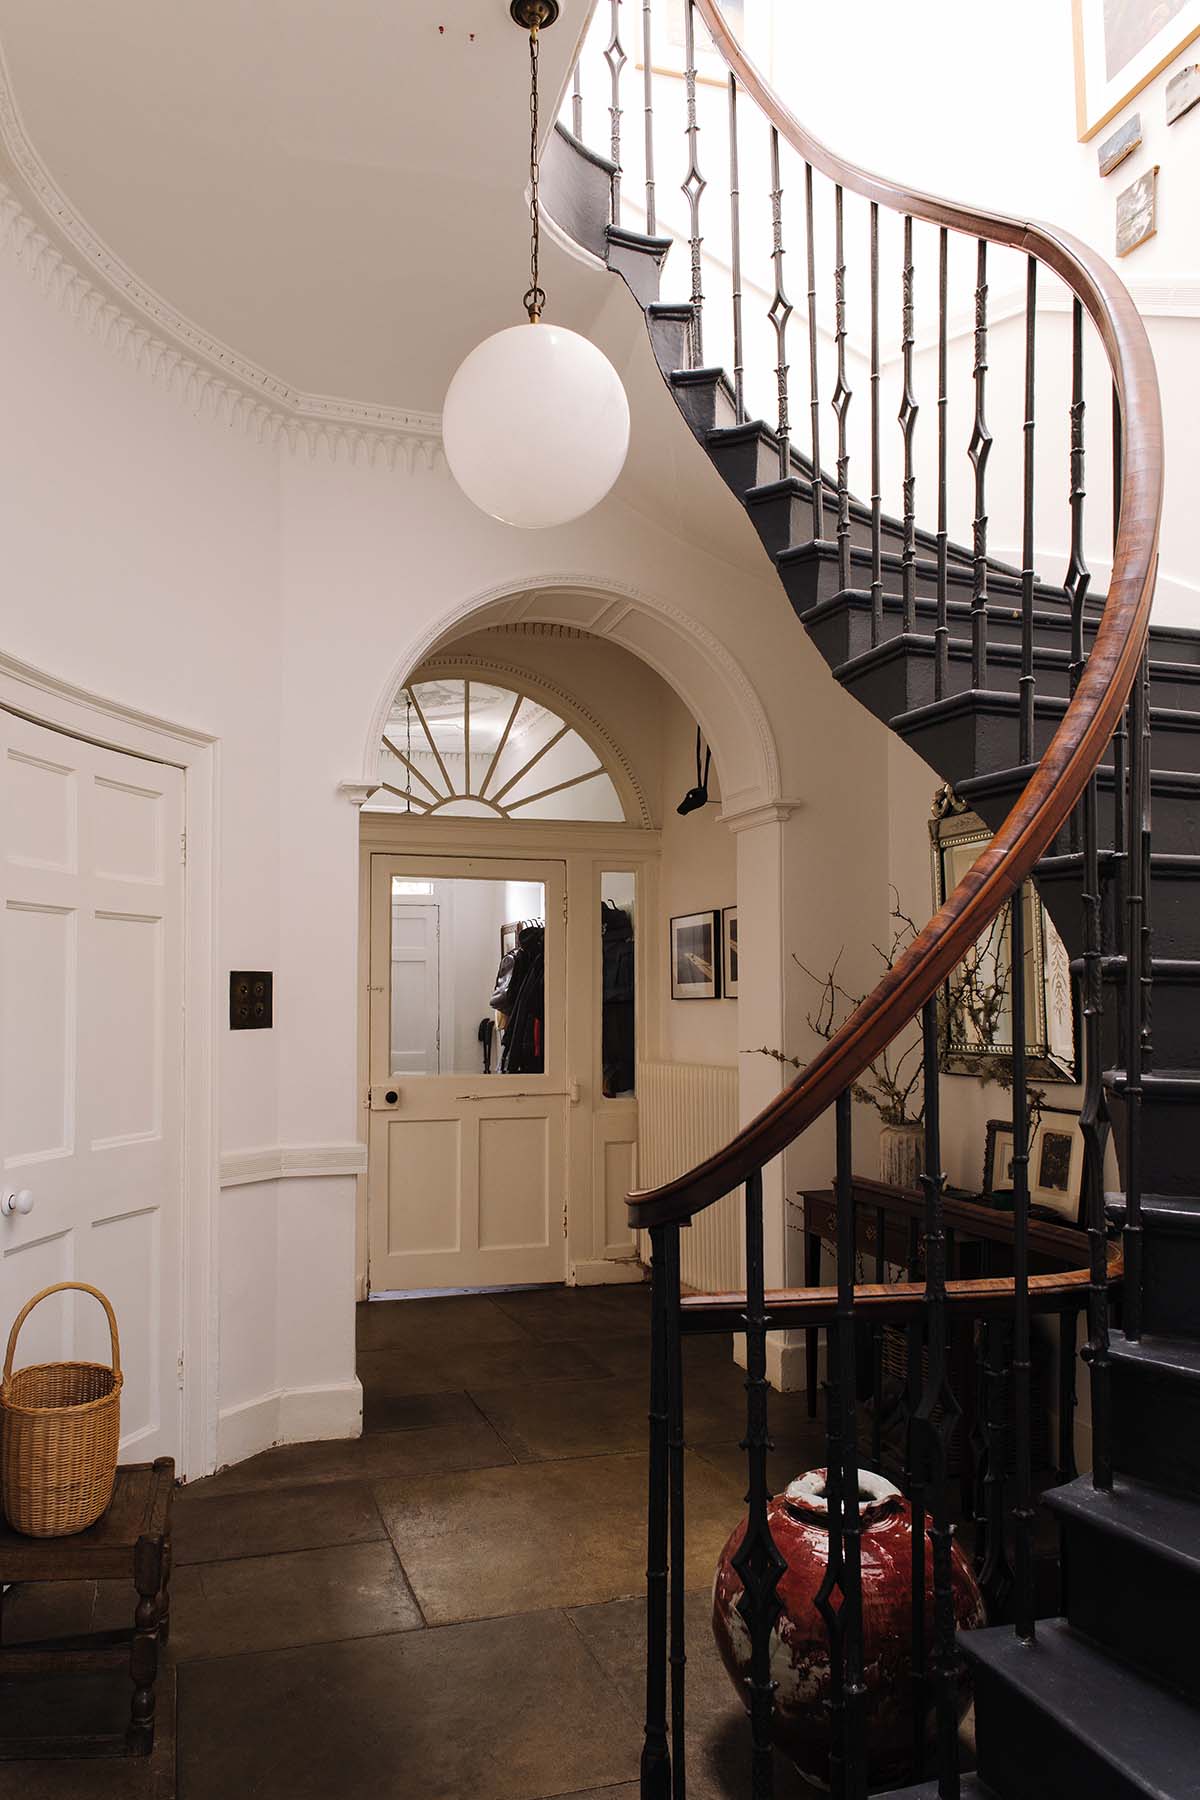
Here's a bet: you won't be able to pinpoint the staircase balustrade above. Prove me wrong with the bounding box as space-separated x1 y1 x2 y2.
558 4 1162 1794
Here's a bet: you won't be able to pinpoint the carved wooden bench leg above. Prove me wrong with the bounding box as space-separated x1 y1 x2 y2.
127 1532 163 1756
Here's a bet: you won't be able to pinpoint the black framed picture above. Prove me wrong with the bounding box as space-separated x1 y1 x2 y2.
983 1110 1085 1225
722 906 739 998
670 910 721 1000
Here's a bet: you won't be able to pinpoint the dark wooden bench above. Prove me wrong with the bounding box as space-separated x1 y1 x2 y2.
0 1456 173 1759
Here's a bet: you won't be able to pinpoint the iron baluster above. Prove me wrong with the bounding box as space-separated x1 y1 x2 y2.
816 1202 847 1798
572 58 583 139
1057 1309 1080 1483
935 228 949 699
665 1227 687 1799
728 75 746 423
642 0 656 234
1123 641 1150 1341
1066 298 1091 855
976 1321 1014 1617
899 215 918 633
915 998 961 1797
871 1203 886 1471
606 0 627 226
805 163 822 541
870 203 882 646
732 1166 786 1800
834 1094 867 1798
1019 257 1038 766
1112 388 1127 941
1009 887 1036 1644
833 185 852 587
682 0 706 367
968 240 992 688
768 128 793 480
642 1225 672 1799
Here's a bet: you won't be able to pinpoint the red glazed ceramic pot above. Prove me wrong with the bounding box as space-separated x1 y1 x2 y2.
712 1468 985 1789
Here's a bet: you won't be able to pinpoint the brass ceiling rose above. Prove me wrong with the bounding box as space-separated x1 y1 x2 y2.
509 0 559 28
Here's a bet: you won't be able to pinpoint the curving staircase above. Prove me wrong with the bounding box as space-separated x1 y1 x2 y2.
547 5 1195 1797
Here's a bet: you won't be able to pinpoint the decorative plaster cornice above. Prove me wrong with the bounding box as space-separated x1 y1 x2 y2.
0 41 443 471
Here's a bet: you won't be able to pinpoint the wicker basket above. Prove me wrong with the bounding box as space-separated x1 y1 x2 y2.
0 1282 122 1537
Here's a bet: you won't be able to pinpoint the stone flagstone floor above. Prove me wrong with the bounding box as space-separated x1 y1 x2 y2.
1 1282 829 1799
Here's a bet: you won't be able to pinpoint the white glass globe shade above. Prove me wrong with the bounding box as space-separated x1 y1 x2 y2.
442 322 630 529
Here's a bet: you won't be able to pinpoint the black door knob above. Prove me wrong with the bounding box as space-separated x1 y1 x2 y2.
385 1090 399 1105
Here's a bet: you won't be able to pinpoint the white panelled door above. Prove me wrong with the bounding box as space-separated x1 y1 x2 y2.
368 854 568 1291
0 710 185 1463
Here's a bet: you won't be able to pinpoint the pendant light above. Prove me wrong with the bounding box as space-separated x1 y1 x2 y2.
442 0 631 529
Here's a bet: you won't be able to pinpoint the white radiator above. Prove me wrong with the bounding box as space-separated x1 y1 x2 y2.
637 1060 742 1294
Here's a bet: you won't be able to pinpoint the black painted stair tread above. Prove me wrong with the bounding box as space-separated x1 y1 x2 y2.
965 1619 1200 1800
1107 1189 1200 1233
876 1776 996 1798
1108 1328 1200 1387
1045 1472 1200 1577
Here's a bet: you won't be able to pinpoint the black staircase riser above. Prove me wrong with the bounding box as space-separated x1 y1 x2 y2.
1047 1479 1200 1705
962 766 1200 859
965 1621 1197 1800
1108 1331 1200 1494
780 539 1068 620
668 366 738 437
1104 1192 1200 1336
1107 1076 1200 1200
1097 959 1200 1073
895 695 1200 790
1037 857 1198 964
606 224 673 308
741 472 1020 574
646 302 695 377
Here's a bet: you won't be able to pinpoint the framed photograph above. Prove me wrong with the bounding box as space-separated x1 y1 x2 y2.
983 1111 1086 1225
1073 0 1200 139
722 906 739 998
670 910 721 1000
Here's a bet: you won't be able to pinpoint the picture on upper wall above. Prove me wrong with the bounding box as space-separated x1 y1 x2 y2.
1074 0 1200 138
670 910 721 1000
722 906 739 999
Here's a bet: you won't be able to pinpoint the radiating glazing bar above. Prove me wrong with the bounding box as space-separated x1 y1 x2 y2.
833 186 852 587
732 1167 785 1799
1009 889 1036 1644
935 228 949 699
642 0 657 234
870 203 882 647
769 128 794 480
805 163 822 541
969 240 992 688
1019 257 1038 766
899 216 918 633
682 0 706 366
642 1225 672 1799
572 59 583 140
665 1227 687 1799
728 75 746 424
606 0 627 226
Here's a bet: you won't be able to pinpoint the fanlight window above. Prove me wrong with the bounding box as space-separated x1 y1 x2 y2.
375 679 626 822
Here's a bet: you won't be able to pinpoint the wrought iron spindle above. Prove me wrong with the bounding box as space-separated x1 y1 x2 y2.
870 203 883 646
899 216 918 633
572 59 583 139
805 163 822 540
682 0 706 366
830 1093 867 1798
833 186 852 587
1019 257 1038 766
1066 298 1091 856
935 228 949 698
915 997 961 1797
665 1227 687 1799
1057 1308 1079 1483
906 1303 928 1780
769 129 794 482
871 1203 885 1470
643 1224 672 1799
642 0 656 233
1112 389 1127 938
1009 885 1036 1643
732 1166 786 1800
968 240 992 688
606 0 627 226
975 1320 1014 1616
1123 642 1150 1340
728 75 746 423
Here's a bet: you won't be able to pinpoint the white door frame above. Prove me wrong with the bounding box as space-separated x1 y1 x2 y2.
357 811 661 1298
0 651 218 1480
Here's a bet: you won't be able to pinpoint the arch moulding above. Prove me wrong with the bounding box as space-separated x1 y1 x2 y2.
356 574 783 824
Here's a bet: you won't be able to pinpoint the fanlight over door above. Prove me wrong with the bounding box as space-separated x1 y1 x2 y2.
373 678 628 823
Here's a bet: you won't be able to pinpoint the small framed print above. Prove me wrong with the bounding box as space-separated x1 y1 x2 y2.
983 1110 1085 1226
670 910 721 1000
722 906 739 998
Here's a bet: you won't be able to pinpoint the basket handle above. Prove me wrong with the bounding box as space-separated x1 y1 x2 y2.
3 1282 121 1385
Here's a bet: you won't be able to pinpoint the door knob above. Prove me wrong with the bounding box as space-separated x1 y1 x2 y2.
385 1090 399 1106
2 1189 34 1218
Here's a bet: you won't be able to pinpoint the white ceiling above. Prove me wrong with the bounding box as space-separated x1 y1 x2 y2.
0 0 602 411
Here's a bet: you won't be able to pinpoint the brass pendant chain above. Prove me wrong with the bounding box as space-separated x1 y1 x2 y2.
523 26 546 323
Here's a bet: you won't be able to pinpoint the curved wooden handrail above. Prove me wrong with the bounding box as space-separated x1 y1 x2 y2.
629 1 1163 1230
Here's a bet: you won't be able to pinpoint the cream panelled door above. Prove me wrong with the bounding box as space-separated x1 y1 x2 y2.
0 711 185 1460
367 854 568 1291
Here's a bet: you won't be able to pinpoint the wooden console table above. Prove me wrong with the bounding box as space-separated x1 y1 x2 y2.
0 1456 174 1759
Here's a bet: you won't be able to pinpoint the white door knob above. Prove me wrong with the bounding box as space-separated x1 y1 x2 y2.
1 1189 33 1218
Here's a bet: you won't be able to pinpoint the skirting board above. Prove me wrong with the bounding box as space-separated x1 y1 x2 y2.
570 1258 648 1287
731 1330 825 1395
215 1378 363 1470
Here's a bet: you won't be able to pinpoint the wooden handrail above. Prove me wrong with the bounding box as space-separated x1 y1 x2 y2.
628 1 1163 1231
